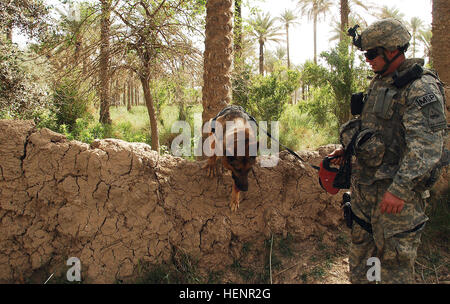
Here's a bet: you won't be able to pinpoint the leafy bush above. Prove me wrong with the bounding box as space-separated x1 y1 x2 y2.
52 77 92 131
58 117 107 144
301 38 371 127
233 66 301 123
0 37 49 119
298 85 335 127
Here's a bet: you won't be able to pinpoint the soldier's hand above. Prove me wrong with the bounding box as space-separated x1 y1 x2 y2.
328 148 344 166
380 191 405 214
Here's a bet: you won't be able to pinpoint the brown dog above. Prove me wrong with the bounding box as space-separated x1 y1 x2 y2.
204 106 257 211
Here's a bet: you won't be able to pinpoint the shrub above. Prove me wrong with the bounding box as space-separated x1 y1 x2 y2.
0 38 49 119
52 77 91 132
233 66 301 123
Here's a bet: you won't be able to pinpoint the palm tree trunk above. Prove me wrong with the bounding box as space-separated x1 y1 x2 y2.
202 0 233 125
286 24 290 69
99 0 112 125
140 74 159 152
431 0 449 121
340 0 349 41
234 0 242 66
259 40 264 74
313 11 317 64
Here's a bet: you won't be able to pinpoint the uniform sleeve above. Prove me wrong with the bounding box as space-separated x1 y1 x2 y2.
388 75 446 201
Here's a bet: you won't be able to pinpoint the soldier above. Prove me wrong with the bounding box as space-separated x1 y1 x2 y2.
329 18 447 283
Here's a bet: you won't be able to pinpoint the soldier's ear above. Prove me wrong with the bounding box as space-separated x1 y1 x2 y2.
385 49 400 60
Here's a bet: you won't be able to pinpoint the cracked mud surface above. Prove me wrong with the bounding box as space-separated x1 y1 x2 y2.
1 119 348 283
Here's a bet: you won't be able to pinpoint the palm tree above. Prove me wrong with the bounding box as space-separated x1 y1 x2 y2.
376 5 405 22
249 12 284 75
202 0 233 124
234 0 243 67
431 0 450 95
297 0 333 64
329 16 364 43
418 27 432 66
340 0 349 41
277 9 300 69
408 17 424 57
340 0 371 40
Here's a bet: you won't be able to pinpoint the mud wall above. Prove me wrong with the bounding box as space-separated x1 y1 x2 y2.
0 120 346 283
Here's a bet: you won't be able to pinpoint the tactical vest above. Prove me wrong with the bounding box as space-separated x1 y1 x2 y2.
354 60 447 187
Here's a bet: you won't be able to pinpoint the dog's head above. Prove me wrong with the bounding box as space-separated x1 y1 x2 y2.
223 155 256 191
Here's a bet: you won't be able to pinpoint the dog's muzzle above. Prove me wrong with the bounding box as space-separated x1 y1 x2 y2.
232 173 248 191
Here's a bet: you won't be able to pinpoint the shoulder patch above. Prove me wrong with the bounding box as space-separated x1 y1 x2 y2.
415 93 437 109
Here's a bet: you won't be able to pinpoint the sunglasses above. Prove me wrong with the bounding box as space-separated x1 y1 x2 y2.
364 48 382 60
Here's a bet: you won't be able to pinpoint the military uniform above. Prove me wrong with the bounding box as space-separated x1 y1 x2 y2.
338 18 448 284
348 58 447 283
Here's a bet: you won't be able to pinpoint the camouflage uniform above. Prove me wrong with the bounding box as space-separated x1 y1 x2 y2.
344 19 447 284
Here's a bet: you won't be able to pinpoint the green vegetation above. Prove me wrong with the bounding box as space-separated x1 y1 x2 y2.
415 188 450 283
136 251 204 284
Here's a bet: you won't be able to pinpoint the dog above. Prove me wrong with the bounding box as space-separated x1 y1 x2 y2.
203 106 257 212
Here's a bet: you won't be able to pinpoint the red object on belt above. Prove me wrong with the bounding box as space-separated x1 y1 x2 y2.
318 156 340 195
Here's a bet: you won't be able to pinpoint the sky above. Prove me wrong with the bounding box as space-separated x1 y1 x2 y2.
245 0 433 66
13 0 433 66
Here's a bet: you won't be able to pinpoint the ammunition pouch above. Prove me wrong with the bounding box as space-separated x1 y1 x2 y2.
354 128 385 167
351 92 366 115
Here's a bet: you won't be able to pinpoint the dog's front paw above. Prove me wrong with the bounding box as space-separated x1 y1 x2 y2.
230 185 240 212
230 198 240 212
203 158 218 177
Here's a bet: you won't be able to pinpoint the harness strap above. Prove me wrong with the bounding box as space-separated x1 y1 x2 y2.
351 209 373 234
350 207 425 235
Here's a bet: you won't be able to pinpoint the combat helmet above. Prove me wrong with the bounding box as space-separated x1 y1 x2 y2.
360 18 411 51
348 18 411 75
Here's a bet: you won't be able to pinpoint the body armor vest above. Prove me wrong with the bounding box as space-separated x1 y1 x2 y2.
354 59 446 186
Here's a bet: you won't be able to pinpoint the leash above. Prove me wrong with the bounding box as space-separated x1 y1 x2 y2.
244 110 320 171
254 121 320 171
210 105 321 171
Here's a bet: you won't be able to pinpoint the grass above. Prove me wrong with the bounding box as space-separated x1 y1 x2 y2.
279 104 339 151
415 187 450 283
136 250 204 284
278 233 294 258
34 100 338 157
110 106 150 131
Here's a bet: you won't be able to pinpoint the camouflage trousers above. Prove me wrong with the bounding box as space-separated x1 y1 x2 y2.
349 179 428 284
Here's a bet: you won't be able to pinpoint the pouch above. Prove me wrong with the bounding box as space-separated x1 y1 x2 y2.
373 87 397 119
355 128 385 167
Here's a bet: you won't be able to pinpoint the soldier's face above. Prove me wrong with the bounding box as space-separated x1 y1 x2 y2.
365 51 385 72
365 48 400 73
